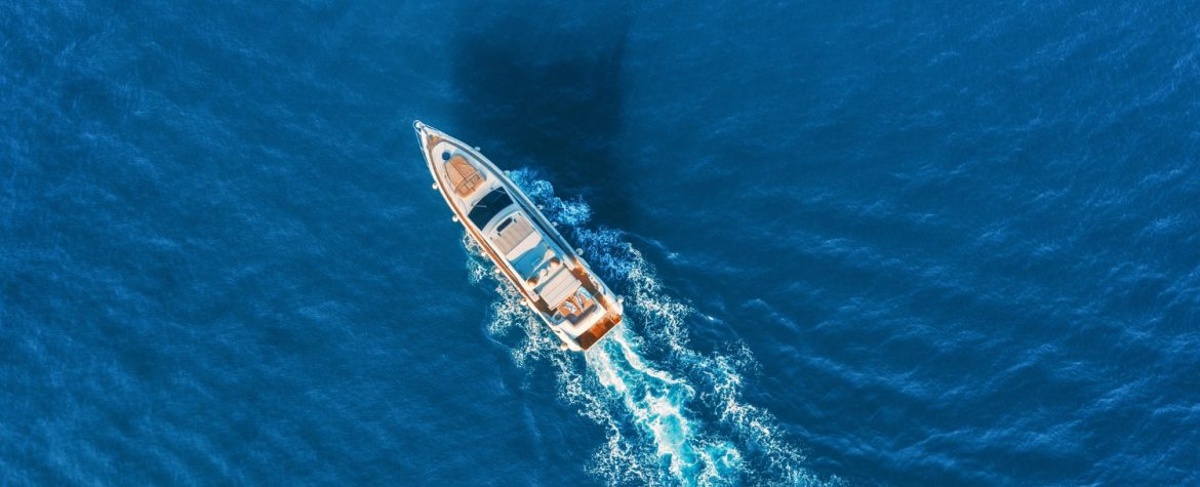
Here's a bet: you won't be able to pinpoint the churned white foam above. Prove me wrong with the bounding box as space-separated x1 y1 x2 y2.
591 327 751 486
458 170 839 486
509 168 593 226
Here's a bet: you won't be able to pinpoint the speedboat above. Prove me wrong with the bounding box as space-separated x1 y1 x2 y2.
413 121 623 351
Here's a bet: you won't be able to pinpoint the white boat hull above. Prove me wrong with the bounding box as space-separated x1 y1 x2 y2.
413 121 623 351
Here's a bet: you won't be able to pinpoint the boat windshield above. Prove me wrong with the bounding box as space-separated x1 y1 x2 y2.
468 188 513 228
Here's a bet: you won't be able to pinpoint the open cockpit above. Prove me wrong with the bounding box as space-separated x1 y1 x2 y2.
481 204 598 321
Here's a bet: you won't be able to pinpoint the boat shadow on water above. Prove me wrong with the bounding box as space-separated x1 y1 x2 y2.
448 6 632 229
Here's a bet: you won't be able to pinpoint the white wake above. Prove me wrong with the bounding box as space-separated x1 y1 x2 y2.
464 170 839 487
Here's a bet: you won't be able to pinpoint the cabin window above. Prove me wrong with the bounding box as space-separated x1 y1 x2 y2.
468 188 513 228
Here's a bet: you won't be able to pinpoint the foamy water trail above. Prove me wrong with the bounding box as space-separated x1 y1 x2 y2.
463 170 839 486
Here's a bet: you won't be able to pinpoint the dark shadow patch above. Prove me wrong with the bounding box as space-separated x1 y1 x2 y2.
448 4 631 227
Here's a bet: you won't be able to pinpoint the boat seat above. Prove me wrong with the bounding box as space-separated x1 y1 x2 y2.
537 268 582 308
446 155 484 197
494 213 535 255
504 232 543 261
556 292 595 320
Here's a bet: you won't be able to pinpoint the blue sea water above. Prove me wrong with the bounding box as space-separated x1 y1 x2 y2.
2 0 1198 485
